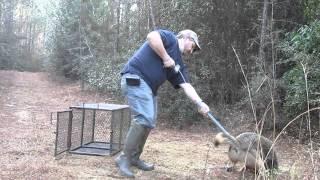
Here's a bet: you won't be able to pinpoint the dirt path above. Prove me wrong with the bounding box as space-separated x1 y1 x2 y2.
0 70 318 179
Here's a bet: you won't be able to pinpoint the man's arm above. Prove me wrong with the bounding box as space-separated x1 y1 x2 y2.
179 83 210 115
146 31 175 68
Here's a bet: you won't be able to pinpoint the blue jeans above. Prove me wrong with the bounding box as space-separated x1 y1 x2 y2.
121 74 158 129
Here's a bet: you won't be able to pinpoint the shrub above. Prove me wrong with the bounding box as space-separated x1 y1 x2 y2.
279 20 320 136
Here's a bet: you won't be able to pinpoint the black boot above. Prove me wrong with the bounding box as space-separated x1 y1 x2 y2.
115 122 142 178
130 124 154 171
115 152 134 178
115 121 154 177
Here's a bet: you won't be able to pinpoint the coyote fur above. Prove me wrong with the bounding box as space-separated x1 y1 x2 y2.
214 132 278 172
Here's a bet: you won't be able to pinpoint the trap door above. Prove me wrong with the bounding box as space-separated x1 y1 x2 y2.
54 110 72 156
110 108 131 155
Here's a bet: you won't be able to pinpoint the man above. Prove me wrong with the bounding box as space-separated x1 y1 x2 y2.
116 29 210 178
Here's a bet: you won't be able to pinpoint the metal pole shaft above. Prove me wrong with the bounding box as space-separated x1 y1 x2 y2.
207 112 238 144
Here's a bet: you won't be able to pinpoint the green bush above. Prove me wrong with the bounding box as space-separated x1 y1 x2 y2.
86 56 123 94
280 20 320 120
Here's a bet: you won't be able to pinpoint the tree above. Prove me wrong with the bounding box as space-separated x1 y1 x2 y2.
44 0 307 129
0 0 46 71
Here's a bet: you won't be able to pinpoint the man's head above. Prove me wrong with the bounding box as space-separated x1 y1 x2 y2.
177 29 201 55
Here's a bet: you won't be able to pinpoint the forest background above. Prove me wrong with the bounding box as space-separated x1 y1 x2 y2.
0 0 319 142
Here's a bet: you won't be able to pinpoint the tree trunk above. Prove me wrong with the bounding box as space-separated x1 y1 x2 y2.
116 0 121 53
124 0 131 40
4 0 14 35
80 0 84 90
137 0 141 40
259 0 269 70
148 0 156 29
0 2 3 32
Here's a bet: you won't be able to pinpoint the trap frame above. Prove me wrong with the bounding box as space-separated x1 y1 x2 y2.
54 103 130 156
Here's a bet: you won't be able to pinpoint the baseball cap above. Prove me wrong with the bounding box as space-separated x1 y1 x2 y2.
177 29 201 51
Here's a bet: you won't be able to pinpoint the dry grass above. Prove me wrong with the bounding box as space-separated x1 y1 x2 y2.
0 70 318 179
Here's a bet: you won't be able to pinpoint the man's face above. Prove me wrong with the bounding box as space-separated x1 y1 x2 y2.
183 37 196 55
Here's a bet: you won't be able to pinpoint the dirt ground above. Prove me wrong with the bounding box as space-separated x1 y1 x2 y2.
0 70 319 180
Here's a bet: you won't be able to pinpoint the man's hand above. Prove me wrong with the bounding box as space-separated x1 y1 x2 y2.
197 101 210 116
163 55 175 68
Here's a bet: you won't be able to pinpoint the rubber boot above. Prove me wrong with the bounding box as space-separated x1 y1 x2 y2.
115 152 134 178
115 122 143 178
131 126 154 171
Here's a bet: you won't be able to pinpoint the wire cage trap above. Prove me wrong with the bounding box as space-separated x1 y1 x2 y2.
54 103 131 157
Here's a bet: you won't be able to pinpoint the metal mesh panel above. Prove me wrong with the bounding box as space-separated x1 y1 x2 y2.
55 110 71 156
111 108 131 153
82 109 94 145
94 110 112 142
70 109 82 150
